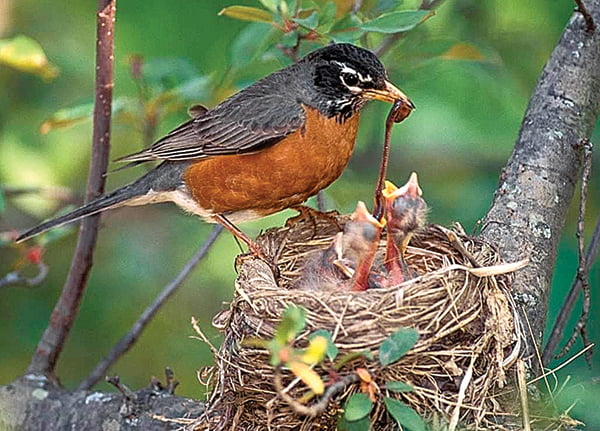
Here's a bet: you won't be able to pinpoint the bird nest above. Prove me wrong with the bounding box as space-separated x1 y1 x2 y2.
191 212 526 430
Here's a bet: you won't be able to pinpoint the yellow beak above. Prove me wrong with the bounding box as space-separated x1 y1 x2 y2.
363 80 415 108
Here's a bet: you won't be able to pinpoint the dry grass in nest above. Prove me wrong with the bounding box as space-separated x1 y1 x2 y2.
191 213 527 430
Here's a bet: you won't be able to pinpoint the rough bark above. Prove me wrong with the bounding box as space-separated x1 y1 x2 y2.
480 1 600 356
0 376 204 431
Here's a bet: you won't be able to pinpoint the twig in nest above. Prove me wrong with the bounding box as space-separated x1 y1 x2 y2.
274 365 359 417
516 360 532 431
438 226 481 268
79 225 223 390
448 355 475 431
574 0 596 33
0 263 49 289
542 139 595 366
106 375 138 401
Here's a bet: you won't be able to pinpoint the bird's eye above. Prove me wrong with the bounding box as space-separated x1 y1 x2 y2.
341 72 359 87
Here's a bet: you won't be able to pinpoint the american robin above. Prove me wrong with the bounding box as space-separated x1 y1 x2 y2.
295 201 384 291
382 173 427 285
16 43 413 254
341 201 385 291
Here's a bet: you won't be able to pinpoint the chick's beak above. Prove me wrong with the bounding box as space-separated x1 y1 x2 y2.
383 173 423 201
352 201 385 228
364 80 415 109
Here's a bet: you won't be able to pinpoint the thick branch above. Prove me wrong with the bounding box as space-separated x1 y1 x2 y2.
480 2 600 354
0 376 203 430
27 0 116 376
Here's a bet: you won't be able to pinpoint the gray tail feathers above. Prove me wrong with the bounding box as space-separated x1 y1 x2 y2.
15 161 187 243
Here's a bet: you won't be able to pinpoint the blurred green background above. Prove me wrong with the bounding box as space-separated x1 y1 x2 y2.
1 0 599 427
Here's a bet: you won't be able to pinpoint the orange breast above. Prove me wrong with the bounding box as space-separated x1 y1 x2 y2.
184 107 360 217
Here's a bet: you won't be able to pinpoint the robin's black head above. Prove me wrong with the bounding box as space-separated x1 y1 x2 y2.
300 43 412 121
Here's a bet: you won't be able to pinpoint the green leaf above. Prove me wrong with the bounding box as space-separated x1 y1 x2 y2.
219 5 273 23
344 393 373 422
0 35 59 80
142 57 201 95
374 0 404 14
40 98 130 134
378 327 419 366
359 10 429 34
331 29 365 43
275 305 307 346
293 11 319 29
385 381 415 393
230 23 282 70
310 329 338 361
166 76 211 102
40 225 75 246
338 415 371 431
330 14 365 43
258 0 278 12
317 2 337 33
384 397 426 431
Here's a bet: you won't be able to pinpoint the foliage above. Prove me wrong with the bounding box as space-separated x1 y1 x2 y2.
264 305 424 429
0 35 59 80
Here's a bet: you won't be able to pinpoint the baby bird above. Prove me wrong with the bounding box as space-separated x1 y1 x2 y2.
382 173 427 285
341 201 385 291
295 201 384 291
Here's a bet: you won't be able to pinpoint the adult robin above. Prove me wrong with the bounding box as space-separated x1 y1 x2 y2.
382 173 427 285
16 43 413 254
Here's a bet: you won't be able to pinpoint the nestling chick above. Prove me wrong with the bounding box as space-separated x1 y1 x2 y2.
383 172 428 285
340 201 385 291
295 201 384 291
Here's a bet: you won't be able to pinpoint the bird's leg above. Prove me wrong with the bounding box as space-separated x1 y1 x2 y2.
212 214 278 275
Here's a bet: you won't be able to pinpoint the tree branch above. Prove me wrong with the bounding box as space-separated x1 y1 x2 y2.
479 1 600 363
0 375 203 430
79 225 223 390
27 0 117 376
542 212 600 365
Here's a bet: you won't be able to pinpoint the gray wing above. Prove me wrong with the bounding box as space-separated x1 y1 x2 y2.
117 81 306 163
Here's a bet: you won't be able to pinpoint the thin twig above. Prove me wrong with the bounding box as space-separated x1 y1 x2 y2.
542 140 596 366
574 0 597 32
352 0 363 14
106 375 137 401
555 140 593 362
0 263 49 289
27 0 116 376
274 365 359 417
78 225 223 390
